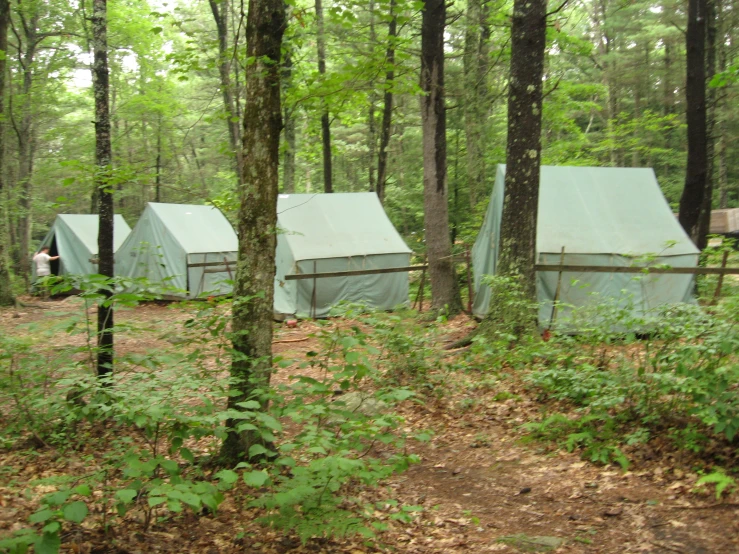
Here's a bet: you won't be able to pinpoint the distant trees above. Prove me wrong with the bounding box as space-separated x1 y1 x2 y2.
0 0 12 306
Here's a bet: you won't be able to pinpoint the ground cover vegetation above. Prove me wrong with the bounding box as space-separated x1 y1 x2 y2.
1 269 739 552
1 0 739 552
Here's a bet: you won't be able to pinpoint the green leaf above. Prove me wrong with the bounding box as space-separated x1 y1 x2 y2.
243 470 269 487
29 509 54 524
215 469 239 485
180 447 195 463
41 522 60 534
63 501 88 524
73 485 92 497
34 532 61 554
248 444 272 458
115 489 138 504
148 497 167 508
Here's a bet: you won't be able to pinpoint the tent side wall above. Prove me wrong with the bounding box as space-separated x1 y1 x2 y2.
471 166 505 318
115 208 189 296
186 252 237 297
289 253 411 318
274 231 298 315
536 252 698 327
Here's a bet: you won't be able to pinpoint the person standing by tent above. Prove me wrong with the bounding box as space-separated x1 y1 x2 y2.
33 246 59 297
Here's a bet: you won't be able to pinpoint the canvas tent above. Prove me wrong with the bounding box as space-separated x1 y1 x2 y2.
115 203 237 298
33 214 131 280
274 192 412 317
472 165 700 326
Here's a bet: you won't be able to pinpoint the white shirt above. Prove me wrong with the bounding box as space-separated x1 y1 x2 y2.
34 252 52 276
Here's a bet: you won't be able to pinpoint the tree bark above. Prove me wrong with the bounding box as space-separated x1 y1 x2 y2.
0 0 13 306
315 0 332 192
281 46 296 193
496 0 547 303
376 0 396 205
13 5 41 290
420 0 462 314
220 0 285 464
92 0 114 378
678 0 709 249
463 0 491 208
209 0 244 185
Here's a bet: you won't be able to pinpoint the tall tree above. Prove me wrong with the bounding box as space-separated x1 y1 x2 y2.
678 0 709 249
0 0 13 306
420 0 462 314
463 0 491 207
495 0 547 302
376 0 397 205
209 0 244 184
92 0 114 378
315 0 333 192
221 0 285 463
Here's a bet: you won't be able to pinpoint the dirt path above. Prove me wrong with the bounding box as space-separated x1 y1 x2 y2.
1 301 738 553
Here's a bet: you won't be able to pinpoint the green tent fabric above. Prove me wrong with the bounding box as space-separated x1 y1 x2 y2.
33 214 131 280
274 192 412 317
472 165 700 326
115 203 237 298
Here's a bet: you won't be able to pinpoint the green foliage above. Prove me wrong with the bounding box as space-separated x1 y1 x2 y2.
1 278 420 552
522 297 739 466
696 469 737 499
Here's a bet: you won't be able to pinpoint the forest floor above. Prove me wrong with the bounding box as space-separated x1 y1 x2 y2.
1 298 738 554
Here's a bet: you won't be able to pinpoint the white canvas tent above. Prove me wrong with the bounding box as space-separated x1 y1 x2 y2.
472 165 700 326
33 214 131 280
114 203 237 298
274 193 412 317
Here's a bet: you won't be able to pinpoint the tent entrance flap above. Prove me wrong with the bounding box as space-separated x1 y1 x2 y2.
186 252 236 297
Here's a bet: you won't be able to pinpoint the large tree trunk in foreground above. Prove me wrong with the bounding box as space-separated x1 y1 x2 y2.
220 0 285 464
420 0 462 315
678 0 709 250
496 0 547 302
0 0 13 306
92 0 114 378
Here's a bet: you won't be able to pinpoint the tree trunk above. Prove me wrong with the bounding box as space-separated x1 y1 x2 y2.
209 0 244 184
0 0 13 306
92 0 114 378
463 0 491 208
281 47 296 193
496 0 547 303
678 0 709 249
376 0 396 205
14 8 40 290
315 0 332 192
220 0 285 464
420 0 462 315
367 0 377 192
700 0 718 243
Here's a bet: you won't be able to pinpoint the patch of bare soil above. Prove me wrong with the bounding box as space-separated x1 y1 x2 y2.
1 304 738 553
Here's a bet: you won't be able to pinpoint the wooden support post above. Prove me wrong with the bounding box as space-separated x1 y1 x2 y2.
711 250 730 305
548 246 566 328
465 246 473 313
311 260 317 318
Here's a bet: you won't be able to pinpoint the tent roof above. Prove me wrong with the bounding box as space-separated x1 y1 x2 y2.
495 165 699 256
277 193 411 260
146 203 237 254
55 214 131 253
